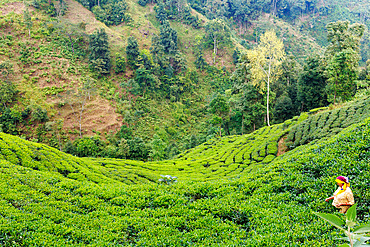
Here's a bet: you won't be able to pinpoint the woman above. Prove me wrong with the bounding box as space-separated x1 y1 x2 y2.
325 176 355 214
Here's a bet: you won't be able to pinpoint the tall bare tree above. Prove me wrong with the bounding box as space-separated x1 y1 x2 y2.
248 30 285 126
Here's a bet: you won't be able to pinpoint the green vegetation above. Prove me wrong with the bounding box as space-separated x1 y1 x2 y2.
285 96 370 149
314 204 370 247
0 0 369 163
0 101 370 245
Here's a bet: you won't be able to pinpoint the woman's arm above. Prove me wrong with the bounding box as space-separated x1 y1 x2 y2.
337 203 353 206
325 196 334 202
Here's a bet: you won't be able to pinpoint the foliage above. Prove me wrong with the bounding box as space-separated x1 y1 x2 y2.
0 106 369 245
247 30 285 126
73 136 104 157
298 55 328 111
114 52 126 74
204 19 231 63
273 94 294 123
88 29 111 74
52 19 87 55
126 36 139 69
153 0 199 27
31 107 48 123
0 80 17 108
285 96 370 149
314 204 370 247
325 21 365 104
149 134 167 161
91 0 131 26
159 20 178 54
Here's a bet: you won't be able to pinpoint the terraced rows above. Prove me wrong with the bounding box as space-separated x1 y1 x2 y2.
0 119 296 185
285 96 370 149
1 96 369 185
1 116 370 246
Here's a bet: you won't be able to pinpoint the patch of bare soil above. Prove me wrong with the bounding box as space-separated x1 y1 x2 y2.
0 2 27 15
62 0 123 45
277 136 288 156
203 49 234 70
59 96 123 138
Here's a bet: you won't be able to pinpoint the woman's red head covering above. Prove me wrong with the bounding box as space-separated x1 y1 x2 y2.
335 176 350 195
336 176 349 184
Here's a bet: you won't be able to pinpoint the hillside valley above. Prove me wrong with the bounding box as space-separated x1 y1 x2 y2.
0 0 370 245
0 0 368 161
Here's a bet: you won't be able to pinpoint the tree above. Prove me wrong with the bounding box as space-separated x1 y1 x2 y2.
298 55 328 111
53 20 87 54
154 2 168 23
126 36 139 69
149 134 167 161
194 36 208 70
45 119 64 151
231 57 265 133
134 68 157 96
23 8 33 38
205 19 231 64
54 0 67 18
92 0 131 26
0 80 17 108
204 0 228 19
209 93 230 137
115 52 126 74
233 48 241 65
273 94 294 123
159 20 178 54
59 78 96 137
88 29 111 74
0 60 14 82
128 137 149 160
247 30 285 126
325 21 365 104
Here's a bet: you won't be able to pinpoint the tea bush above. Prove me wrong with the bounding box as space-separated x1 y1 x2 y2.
286 96 370 149
0 115 369 245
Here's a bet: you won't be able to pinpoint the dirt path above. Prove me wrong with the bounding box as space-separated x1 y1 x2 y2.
277 136 288 156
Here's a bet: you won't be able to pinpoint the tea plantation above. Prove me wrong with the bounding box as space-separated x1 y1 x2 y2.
1 98 370 246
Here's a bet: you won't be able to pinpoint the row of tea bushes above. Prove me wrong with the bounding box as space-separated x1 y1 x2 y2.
1 117 370 246
285 96 370 149
0 111 298 186
0 132 156 185
2 95 370 188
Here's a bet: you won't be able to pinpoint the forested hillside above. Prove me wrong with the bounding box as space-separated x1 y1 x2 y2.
0 0 369 161
0 0 370 244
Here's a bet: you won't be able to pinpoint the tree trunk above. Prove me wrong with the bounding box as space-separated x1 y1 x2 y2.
334 80 337 104
266 62 271 126
213 38 217 64
79 94 87 137
68 35 75 54
241 113 244 135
